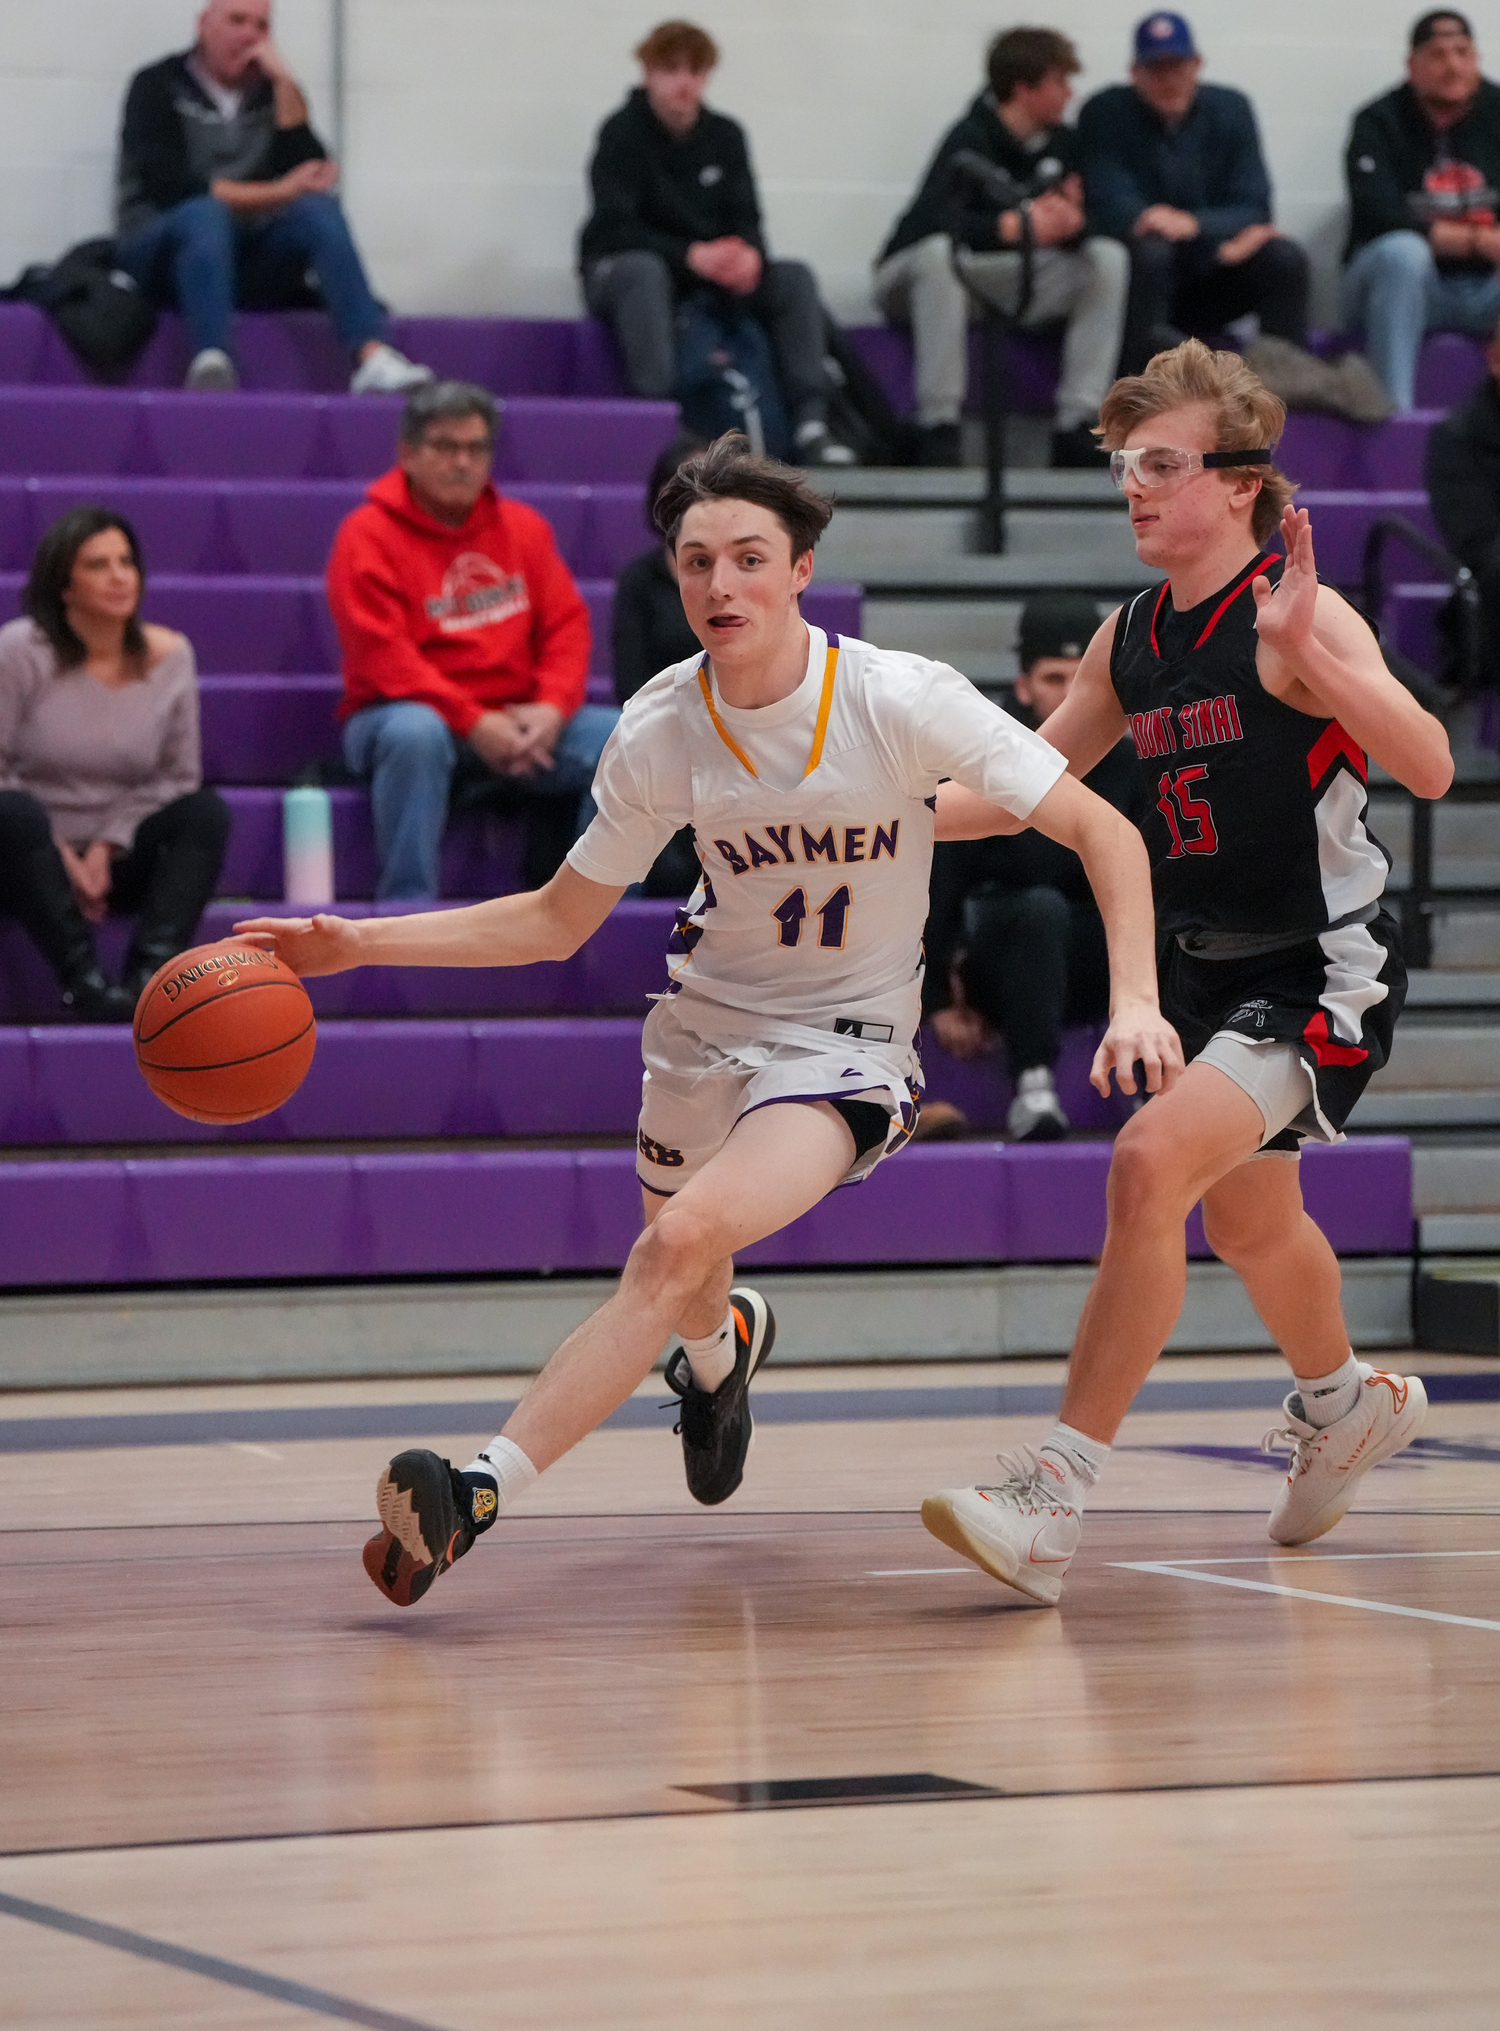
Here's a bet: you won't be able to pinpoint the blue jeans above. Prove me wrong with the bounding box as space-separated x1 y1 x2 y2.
116 191 387 357
342 699 621 900
1341 229 1500 411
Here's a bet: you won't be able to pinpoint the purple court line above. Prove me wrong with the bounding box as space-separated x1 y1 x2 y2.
0 1890 450 2031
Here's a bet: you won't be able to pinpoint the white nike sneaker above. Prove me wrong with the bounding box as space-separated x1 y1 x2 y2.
349 343 435 395
1262 1363 1427 1545
921 1446 1082 1606
1007 1066 1068 1143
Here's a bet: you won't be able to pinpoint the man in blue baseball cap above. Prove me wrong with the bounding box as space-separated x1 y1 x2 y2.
1078 14 1315 380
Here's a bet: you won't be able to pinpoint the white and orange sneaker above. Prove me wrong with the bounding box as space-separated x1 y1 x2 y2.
1262 1363 1427 1546
921 1446 1082 1606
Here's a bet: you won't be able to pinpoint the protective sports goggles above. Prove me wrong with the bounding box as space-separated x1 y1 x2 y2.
1108 446 1274 489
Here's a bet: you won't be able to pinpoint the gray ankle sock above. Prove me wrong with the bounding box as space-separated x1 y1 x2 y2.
1293 1354 1361 1429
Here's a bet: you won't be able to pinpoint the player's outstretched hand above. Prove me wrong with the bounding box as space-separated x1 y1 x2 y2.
1251 505 1317 659
232 912 362 976
1090 1001 1184 1098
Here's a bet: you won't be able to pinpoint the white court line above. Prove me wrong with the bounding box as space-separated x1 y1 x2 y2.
1140 1548 1500 1567
1116 1560 1500 1632
867 1567 976 1577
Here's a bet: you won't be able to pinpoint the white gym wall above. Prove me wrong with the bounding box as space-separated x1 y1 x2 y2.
0 2 1470 325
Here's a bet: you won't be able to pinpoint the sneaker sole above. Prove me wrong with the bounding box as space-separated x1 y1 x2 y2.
1269 1376 1429 1546
365 1451 464 1604
920 1494 1063 1607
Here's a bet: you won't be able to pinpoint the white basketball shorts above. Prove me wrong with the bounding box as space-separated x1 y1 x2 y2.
636 994 922 1195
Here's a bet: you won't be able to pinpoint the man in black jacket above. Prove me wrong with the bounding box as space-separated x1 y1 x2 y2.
1426 321 1500 676
579 19 850 466
113 0 429 393
1343 11 1500 411
922 593 1142 1141
873 27 1127 469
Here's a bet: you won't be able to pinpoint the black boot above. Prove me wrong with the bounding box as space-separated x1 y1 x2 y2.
120 793 230 1002
11 840 133 1023
60 960 135 1024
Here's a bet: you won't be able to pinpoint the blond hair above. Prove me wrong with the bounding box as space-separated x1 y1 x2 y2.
1097 338 1295 545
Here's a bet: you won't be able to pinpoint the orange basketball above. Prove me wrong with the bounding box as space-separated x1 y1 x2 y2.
133 941 316 1124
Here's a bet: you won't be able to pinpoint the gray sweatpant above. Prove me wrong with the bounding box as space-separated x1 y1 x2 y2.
873 230 1128 428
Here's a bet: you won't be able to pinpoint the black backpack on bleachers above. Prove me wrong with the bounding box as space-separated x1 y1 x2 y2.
4 239 158 381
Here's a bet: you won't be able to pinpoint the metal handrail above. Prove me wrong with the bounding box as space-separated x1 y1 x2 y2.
1359 512 1482 970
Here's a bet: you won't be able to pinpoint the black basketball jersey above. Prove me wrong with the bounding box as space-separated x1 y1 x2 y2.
1110 551 1390 943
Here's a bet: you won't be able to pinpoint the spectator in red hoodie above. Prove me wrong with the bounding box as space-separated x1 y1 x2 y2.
328 381 609 897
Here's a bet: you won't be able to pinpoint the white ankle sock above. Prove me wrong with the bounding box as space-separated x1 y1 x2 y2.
1294 1354 1361 1429
1038 1421 1111 1505
463 1435 538 1510
681 1309 736 1393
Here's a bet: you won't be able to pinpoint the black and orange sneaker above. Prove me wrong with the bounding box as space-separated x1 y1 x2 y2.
362 1449 499 1606
662 1287 776 1506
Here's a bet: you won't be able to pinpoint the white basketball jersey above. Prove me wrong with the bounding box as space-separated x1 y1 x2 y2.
569 627 1066 1041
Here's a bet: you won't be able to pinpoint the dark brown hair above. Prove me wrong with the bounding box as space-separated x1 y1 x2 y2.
653 433 835 558
26 506 148 671
1097 338 1295 544
987 26 1080 102
635 19 718 70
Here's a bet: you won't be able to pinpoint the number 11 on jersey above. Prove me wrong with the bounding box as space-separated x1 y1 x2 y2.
773 883 852 950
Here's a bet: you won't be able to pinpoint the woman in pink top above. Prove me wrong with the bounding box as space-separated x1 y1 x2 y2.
0 507 229 1020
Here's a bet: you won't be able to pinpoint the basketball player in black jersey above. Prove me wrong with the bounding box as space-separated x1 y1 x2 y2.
924 339 1454 1605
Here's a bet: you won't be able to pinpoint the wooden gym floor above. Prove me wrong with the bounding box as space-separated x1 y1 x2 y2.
2 1350 1498 2029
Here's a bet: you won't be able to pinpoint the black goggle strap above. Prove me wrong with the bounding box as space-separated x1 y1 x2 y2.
1200 450 1275 467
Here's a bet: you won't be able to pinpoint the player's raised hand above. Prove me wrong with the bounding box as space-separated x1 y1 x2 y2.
232 912 363 976
1090 1001 1184 1098
1252 506 1318 659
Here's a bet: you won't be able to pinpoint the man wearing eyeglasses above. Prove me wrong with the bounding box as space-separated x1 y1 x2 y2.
924 339 1452 1607
329 381 613 900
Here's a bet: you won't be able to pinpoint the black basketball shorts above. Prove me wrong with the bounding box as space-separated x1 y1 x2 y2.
1158 908 1407 1151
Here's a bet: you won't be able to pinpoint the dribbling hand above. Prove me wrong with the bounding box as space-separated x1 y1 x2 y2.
1090 1002 1184 1099
232 913 362 976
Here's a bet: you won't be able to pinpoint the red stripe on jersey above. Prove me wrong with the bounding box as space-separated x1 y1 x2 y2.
1192 554 1275 649
1148 581 1170 659
1305 720 1367 788
1148 552 1274 659
1303 1009 1369 1067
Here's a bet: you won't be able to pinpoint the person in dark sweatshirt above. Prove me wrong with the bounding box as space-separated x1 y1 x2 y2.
328 382 611 901
1343 10 1500 410
1425 318 1500 678
113 0 430 394
1078 12 1309 376
874 26 1127 469
579 19 850 466
921 593 1143 1141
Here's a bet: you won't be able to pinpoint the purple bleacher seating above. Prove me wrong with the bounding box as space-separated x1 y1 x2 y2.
921 1024 1133 1134
0 1015 1127 1147
1386 583 1449 667
198 675 342 781
0 389 679 485
0 900 682 1026
0 1134 1411 1288
1295 491 1437 584
1279 412 1440 491
10 476 649 579
0 299 1482 434
0 572 858 677
0 1018 647 1146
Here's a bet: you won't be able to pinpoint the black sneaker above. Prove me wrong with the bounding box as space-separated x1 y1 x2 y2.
663 1288 776 1505
362 1449 498 1606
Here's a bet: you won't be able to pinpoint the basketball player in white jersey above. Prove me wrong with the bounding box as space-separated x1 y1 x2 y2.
238 434 1181 1606
923 342 1453 1605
